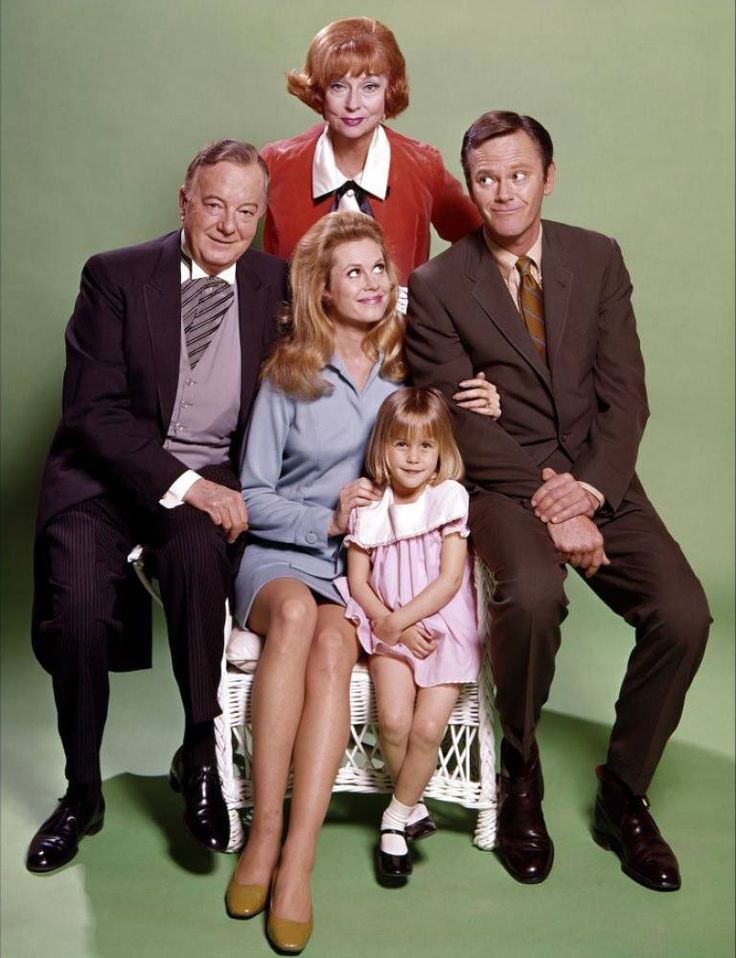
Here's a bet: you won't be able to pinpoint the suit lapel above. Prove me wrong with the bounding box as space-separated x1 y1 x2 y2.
144 231 182 430
235 255 271 436
541 228 573 381
469 235 552 389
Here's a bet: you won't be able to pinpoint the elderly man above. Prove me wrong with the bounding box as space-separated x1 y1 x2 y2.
406 111 709 891
27 140 288 873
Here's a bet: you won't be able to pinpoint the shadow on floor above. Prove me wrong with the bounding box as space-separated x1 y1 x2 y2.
7 710 734 958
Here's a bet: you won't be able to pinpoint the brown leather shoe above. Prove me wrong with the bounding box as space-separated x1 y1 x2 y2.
593 765 680 891
495 739 554 884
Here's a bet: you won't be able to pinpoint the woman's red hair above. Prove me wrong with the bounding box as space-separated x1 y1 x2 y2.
287 17 409 118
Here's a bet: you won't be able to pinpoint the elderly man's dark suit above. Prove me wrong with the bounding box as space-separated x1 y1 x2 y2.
33 229 288 786
406 222 709 796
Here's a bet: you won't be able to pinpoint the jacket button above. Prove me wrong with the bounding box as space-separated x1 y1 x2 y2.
306 532 317 544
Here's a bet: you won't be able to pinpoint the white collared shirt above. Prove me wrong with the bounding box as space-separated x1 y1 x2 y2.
180 232 237 285
312 124 390 206
485 227 544 311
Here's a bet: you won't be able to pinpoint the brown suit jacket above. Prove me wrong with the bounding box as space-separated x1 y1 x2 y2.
406 221 649 512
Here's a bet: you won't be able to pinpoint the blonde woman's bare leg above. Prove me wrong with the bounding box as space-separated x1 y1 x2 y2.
369 655 417 780
270 603 360 922
233 579 318 887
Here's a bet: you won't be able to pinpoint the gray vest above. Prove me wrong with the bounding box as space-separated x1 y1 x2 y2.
164 286 242 470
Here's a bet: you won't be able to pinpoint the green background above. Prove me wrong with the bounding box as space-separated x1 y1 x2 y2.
1 2 733 957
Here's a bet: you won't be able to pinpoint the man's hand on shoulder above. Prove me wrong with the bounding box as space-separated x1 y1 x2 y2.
532 468 598 524
546 514 610 578
183 479 248 543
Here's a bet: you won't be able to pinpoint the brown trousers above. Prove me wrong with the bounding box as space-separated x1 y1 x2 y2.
469 480 710 794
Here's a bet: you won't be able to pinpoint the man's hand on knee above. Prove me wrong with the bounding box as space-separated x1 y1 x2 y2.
546 514 610 578
183 479 248 543
532 468 597 524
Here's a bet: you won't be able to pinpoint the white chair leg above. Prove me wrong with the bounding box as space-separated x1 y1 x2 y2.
472 559 497 851
473 653 497 850
214 601 245 853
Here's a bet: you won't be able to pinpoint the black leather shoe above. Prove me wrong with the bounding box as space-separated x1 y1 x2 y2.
377 828 413 878
593 764 681 891
169 748 229 852
26 792 105 874
495 739 554 884
405 811 437 842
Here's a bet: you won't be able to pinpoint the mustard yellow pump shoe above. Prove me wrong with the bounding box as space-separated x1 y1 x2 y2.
266 911 314 953
225 876 269 919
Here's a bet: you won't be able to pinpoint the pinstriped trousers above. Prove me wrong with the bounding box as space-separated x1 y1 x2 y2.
32 463 243 785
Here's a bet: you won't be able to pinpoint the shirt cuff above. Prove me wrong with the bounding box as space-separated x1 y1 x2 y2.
396 285 408 315
579 481 604 510
159 470 201 509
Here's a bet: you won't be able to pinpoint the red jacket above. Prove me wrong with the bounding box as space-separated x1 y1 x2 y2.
261 124 481 284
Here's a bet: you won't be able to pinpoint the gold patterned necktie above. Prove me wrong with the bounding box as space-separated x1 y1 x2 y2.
516 255 546 363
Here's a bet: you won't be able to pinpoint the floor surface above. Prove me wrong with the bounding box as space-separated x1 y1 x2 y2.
2 614 734 958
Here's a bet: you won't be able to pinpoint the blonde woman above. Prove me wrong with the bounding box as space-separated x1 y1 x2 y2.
226 212 497 953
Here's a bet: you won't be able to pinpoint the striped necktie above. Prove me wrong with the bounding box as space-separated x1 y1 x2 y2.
181 277 234 368
516 256 546 363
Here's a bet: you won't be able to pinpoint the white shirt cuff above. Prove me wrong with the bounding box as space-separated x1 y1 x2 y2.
159 470 201 509
396 285 408 315
579 481 604 510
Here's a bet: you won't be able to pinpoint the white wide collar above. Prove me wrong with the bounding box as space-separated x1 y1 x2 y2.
312 124 390 200
349 480 468 549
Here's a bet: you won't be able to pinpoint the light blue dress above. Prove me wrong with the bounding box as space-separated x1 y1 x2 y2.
234 355 400 626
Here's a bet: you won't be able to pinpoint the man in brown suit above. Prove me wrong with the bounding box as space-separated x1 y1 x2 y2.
405 111 709 891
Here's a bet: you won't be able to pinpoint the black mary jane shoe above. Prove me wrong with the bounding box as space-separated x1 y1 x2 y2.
405 811 437 842
377 828 413 879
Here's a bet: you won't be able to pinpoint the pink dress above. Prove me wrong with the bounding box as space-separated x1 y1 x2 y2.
335 480 482 687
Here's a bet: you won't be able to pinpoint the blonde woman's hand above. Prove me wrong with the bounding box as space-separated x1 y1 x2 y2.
328 477 382 536
453 371 501 418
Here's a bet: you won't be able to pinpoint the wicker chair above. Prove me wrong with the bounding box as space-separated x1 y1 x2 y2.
128 548 497 854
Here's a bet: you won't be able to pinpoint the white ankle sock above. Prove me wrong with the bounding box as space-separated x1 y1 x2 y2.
380 796 412 855
406 801 429 827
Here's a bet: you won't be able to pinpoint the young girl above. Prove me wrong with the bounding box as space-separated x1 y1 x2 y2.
336 387 483 879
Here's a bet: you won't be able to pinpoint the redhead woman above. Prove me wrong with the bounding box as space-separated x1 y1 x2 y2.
261 17 480 306
225 213 498 953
